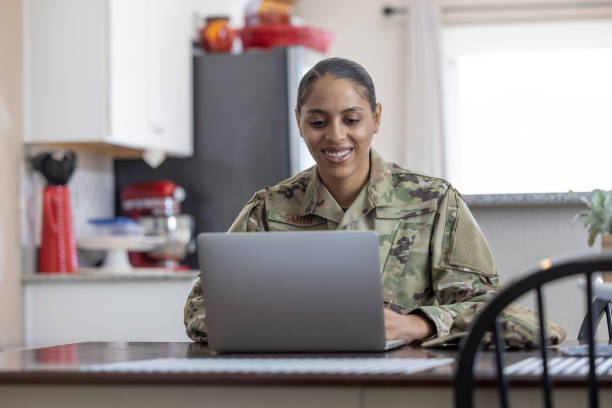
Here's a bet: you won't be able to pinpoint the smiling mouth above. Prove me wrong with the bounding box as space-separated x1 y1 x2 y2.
321 147 354 163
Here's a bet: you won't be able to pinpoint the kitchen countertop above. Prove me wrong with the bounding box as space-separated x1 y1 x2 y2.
463 192 589 207
22 269 199 284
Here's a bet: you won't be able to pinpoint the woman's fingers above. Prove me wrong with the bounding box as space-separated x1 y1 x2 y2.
383 308 433 343
383 309 402 339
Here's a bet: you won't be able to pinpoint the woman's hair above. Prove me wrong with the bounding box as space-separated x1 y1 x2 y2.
296 57 377 114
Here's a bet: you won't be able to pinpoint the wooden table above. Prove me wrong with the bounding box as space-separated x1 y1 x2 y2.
0 342 608 408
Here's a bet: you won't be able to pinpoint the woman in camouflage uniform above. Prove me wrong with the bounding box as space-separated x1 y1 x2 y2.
184 58 564 347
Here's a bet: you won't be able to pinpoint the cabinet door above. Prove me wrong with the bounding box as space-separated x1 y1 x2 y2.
24 279 196 345
24 0 193 156
147 0 193 157
23 0 107 143
107 0 151 150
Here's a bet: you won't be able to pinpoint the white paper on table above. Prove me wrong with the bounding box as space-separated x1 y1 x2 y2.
83 357 454 375
504 356 612 376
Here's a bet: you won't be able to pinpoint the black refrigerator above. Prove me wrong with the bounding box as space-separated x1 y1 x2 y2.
114 46 308 268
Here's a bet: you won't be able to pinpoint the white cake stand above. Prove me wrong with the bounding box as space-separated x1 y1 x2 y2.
77 235 165 271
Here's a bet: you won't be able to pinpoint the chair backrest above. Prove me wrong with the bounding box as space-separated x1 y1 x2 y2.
454 252 612 408
578 297 612 342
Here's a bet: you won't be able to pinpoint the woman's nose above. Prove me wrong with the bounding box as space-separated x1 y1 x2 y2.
325 120 345 143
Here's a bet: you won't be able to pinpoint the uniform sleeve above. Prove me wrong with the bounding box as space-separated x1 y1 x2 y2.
183 192 267 342
409 187 500 339
409 188 567 347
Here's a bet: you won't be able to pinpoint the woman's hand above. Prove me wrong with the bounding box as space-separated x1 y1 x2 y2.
383 309 435 343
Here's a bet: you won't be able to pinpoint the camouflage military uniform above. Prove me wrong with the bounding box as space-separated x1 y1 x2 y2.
184 149 566 347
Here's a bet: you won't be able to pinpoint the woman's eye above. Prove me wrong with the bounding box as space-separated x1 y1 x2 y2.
344 118 360 125
310 120 326 128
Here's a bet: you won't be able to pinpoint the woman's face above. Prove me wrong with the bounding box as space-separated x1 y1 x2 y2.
296 75 381 188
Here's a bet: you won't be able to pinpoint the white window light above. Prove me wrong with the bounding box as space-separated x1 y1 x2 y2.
442 20 612 194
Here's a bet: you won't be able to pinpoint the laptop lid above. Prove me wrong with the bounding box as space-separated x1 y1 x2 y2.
197 231 387 353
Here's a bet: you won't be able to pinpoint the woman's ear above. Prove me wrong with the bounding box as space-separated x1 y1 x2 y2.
373 103 382 134
294 108 303 138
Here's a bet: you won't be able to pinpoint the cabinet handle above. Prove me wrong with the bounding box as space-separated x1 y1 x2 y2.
152 126 165 134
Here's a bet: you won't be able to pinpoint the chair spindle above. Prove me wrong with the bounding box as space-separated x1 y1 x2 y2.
586 271 599 408
605 303 612 341
536 286 552 408
492 319 509 408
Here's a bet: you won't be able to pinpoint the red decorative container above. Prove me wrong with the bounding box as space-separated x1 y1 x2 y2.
200 16 236 53
39 186 78 273
32 150 78 274
240 24 333 53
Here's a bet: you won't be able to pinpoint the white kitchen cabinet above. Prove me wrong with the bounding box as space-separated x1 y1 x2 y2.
23 273 199 347
23 0 193 157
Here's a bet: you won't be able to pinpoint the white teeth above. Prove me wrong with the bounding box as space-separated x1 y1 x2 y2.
324 149 351 158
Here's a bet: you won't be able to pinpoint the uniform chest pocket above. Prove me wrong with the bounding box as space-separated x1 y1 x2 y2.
266 209 328 231
375 200 437 307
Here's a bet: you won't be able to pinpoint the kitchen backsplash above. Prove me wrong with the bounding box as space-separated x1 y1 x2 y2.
20 148 114 273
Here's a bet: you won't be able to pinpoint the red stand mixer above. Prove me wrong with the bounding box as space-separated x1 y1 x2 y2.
121 180 194 270
32 151 79 273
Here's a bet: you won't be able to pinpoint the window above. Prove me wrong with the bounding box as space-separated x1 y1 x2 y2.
442 20 612 194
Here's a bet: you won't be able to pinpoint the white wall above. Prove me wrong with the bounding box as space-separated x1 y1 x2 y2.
0 0 24 348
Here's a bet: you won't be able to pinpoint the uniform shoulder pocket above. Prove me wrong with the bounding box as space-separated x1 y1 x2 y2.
375 200 436 219
267 209 326 229
446 198 496 276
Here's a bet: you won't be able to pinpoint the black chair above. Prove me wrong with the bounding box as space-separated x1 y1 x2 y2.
578 297 612 342
454 252 612 408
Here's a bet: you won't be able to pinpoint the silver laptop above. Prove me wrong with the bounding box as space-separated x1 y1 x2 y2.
197 231 405 353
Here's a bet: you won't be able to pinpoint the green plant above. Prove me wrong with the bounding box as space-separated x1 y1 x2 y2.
573 189 612 246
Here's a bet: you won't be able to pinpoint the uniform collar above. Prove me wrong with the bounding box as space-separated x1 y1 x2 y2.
300 148 395 225
300 167 344 224
366 148 396 208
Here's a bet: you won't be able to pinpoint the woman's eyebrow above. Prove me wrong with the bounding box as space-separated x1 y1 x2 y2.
341 107 364 113
306 107 364 114
306 108 328 114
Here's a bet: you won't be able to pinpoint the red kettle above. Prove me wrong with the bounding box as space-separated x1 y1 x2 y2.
32 151 78 273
